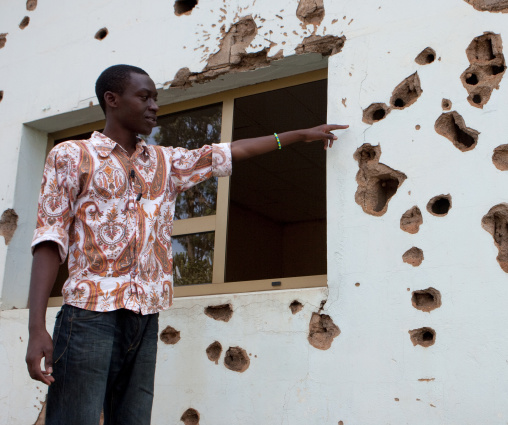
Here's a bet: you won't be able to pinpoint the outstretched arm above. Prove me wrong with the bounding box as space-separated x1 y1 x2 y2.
25 241 60 386
230 124 349 162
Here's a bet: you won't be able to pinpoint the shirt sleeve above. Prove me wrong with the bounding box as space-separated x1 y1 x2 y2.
170 143 232 192
31 142 79 263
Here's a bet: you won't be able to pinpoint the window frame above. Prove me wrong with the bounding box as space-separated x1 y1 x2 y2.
46 68 328 304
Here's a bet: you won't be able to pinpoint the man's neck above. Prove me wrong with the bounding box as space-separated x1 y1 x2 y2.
102 123 138 157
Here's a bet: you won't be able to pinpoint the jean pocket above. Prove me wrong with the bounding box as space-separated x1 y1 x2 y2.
52 306 71 364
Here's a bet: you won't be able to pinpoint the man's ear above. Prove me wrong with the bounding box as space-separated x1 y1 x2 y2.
104 91 119 110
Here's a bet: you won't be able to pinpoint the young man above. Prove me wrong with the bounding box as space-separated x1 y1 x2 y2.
25 64 348 424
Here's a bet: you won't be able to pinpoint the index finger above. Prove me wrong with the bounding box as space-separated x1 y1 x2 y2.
326 124 349 130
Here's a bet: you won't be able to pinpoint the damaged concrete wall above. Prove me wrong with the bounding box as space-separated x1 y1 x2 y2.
1 0 508 424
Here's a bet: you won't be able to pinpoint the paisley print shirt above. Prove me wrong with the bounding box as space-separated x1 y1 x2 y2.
32 131 232 314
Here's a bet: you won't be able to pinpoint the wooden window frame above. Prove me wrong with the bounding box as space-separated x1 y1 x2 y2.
47 68 327 303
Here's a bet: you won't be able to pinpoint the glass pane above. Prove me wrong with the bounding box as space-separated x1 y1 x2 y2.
147 104 222 219
173 232 215 286
226 80 327 282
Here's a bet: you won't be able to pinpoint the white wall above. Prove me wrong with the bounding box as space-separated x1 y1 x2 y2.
1 0 508 423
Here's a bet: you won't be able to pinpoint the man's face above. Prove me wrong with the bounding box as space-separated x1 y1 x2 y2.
114 72 159 136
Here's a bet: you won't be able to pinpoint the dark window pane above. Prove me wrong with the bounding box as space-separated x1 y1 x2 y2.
226 80 327 282
173 232 215 286
147 104 222 219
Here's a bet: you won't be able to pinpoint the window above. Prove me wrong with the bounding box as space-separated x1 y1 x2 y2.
47 69 328 304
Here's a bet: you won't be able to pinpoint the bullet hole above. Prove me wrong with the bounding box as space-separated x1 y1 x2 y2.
170 67 193 88
290 300 304 314
434 111 479 151
0 91 3 103
362 103 390 125
441 98 452 110
461 32 506 108
0 209 18 245
465 73 479 85
400 206 423 234
224 346 250 372
338 422 344 425
160 326 181 345
491 64 506 74
206 341 222 364
427 194 452 216
409 327 436 347
295 34 346 56
354 144 407 216
463 0 508 13
415 125 421 130
204 303 233 322
95 27 108 40
181 408 200 425
296 0 325 27
394 398 400 402
415 47 436 65
26 0 37 11
174 0 198 16
0 33 7 49
402 247 424 267
19 16 30 30
308 312 340 350
355 282 360 287
390 72 423 110
481 204 508 273
411 287 442 312
492 144 508 170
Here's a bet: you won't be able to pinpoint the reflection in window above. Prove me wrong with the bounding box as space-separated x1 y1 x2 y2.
148 104 222 219
173 232 215 286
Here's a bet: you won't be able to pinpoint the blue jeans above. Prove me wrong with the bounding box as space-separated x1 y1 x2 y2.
46 305 159 425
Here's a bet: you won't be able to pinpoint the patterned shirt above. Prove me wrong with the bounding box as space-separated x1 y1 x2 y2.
32 131 232 314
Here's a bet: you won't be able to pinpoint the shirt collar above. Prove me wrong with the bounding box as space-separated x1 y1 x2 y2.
90 131 149 158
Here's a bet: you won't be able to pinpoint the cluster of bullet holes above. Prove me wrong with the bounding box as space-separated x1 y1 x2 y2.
362 72 422 125
159 325 181 345
95 28 108 41
412 288 442 312
289 300 304 314
26 0 37 10
224 346 250 372
409 327 436 347
19 16 30 30
481 204 508 273
435 111 479 152
415 47 436 65
354 144 407 216
296 0 325 27
400 206 423 234
427 194 452 216
0 209 18 245
390 72 423 109
362 103 390 125
181 408 200 425
461 32 506 108
174 0 198 16
402 247 424 267
308 312 341 350
206 341 222 364
441 98 452 111
492 144 508 170
204 303 233 322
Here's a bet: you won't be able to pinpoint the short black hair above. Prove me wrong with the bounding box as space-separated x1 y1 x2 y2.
95 64 149 114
